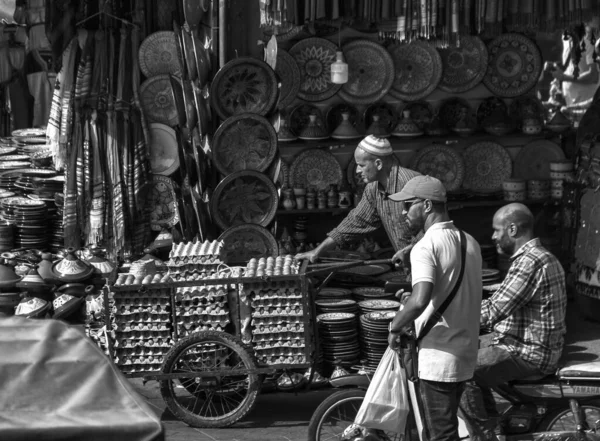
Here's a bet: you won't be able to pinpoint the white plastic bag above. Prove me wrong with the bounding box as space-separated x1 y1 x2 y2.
354 347 410 433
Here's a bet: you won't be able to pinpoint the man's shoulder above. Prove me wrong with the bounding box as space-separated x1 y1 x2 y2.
518 243 563 270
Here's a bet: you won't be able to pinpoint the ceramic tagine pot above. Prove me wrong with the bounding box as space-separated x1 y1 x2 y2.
392 110 423 137
298 114 329 140
331 112 362 140
277 117 298 142
51 248 95 283
37 252 56 284
87 247 115 278
0 260 23 289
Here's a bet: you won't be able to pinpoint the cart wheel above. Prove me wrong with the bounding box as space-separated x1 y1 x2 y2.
160 330 261 428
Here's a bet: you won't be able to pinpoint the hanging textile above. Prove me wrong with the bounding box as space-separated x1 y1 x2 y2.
86 110 105 246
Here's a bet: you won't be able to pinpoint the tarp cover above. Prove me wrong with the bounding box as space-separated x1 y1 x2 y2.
0 316 164 441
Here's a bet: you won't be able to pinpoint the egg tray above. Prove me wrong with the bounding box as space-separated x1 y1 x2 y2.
119 363 163 374
251 307 304 318
112 289 172 299
241 279 302 293
250 299 303 308
175 284 230 297
112 304 171 314
114 273 173 286
252 334 305 343
175 317 230 328
114 338 174 349
113 322 171 332
251 315 305 326
247 290 303 302
255 346 306 355
114 329 172 340
175 308 229 318
253 340 306 350
176 322 228 332
115 355 165 366
175 301 228 313
253 323 305 335
257 355 307 365
115 347 170 358
169 269 219 280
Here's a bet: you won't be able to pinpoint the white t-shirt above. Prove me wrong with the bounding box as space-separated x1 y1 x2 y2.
411 221 482 382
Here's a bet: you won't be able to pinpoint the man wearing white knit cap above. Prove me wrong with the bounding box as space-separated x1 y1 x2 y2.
296 135 421 265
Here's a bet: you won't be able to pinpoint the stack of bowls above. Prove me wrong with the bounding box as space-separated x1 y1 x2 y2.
527 179 550 200
549 161 574 200
359 311 396 369
351 286 395 302
502 179 526 202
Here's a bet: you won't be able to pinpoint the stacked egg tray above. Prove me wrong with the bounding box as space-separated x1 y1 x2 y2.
167 239 225 280
109 287 173 374
173 281 235 338
245 278 315 366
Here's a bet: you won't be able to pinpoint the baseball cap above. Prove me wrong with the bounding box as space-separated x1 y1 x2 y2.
357 135 393 156
388 175 447 203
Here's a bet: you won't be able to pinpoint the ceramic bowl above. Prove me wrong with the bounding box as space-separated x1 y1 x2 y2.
527 189 550 200
502 179 527 191
550 161 574 172
551 179 564 189
551 188 564 200
550 171 573 180
522 124 542 135
504 190 526 201
527 179 551 191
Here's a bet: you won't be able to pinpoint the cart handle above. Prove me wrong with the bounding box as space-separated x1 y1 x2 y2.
304 258 394 277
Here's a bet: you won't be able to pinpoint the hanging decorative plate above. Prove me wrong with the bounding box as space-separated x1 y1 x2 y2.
403 101 434 129
138 31 182 77
210 57 278 121
438 97 473 129
289 149 343 191
289 37 342 102
483 33 542 98
140 75 178 126
477 96 508 127
338 39 395 105
275 49 301 110
438 36 488 93
340 263 391 276
148 175 179 231
388 41 442 101
513 140 566 181
364 103 399 134
218 224 278 264
462 142 512 193
148 123 179 176
278 160 289 188
11 128 46 138
509 95 545 127
212 113 277 176
211 170 278 230
410 145 465 192
326 103 360 132
289 103 324 135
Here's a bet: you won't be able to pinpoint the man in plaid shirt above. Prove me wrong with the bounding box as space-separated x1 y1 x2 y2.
460 203 567 441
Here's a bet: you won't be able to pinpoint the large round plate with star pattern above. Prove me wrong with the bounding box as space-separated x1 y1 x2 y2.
289 37 342 102
148 175 179 231
218 223 278 264
211 170 278 230
275 49 301 110
388 40 442 101
289 148 343 191
212 113 277 176
338 39 395 105
462 142 512 193
140 75 178 126
482 33 542 98
411 144 465 192
138 31 182 77
210 57 278 121
438 35 488 93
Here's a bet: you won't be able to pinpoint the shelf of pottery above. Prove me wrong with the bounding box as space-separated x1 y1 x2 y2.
107 239 314 373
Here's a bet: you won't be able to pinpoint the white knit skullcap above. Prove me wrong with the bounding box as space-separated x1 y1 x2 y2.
357 135 393 157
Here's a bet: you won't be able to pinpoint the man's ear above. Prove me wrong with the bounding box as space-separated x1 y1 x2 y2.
508 223 518 238
375 158 383 170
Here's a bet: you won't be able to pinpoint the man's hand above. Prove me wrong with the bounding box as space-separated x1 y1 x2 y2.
295 249 320 263
395 289 411 305
388 331 402 350
392 245 412 270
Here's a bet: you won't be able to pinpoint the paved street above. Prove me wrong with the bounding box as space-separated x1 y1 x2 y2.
132 378 336 441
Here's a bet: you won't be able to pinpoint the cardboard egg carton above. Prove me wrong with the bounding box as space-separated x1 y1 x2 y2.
246 287 303 300
112 290 172 301
251 305 304 318
115 346 170 358
114 329 172 339
114 337 174 349
242 280 301 294
253 334 305 344
256 354 307 365
119 363 163 374
114 272 173 286
115 355 165 366
177 325 226 338
113 311 171 324
175 306 229 316
252 323 304 335
112 322 171 332
253 340 305 350
167 240 224 267
250 299 303 309
174 285 229 301
112 304 171 315
251 316 304 327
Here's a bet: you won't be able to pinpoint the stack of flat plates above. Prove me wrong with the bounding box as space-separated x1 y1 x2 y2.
316 287 353 302
315 298 358 315
317 312 360 368
358 299 401 314
351 286 395 302
359 311 396 369
1 196 48 249
49 192 64 252
0 222 14 251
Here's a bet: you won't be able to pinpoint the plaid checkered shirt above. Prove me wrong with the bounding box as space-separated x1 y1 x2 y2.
327 161 420 251
482 238 567 374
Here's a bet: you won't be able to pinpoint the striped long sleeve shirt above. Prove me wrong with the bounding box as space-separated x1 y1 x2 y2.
482 238 567 374
327 162 421 251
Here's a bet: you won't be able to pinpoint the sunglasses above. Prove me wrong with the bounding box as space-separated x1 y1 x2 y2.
403 198 424 210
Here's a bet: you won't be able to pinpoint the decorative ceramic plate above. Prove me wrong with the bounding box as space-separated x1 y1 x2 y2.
358 299 401 310
318 287 353 297
289 104 324 135
438 36 488 93
211 170 278 230
477 97 508 127
513 140 566 181
326 103 360 132
341 263 391 276
275 49 301 110
338 39 395 105
0 147 17 155
388 41 442 101
148 123 179 176
11 128 46 138
509 95 545 127
289 37 342 102
148 175 179 231
210 57 278 121
403 101 434 129
315 299 357 307
15 136 48 144
212 113 277 176
289 149 343 191
0 161 30 169
218 224 278 264
1 196 46 208
411 145 465 192
140 75 178 126
277 160 289 188
438 97 473 129
462 142 513 193
317 312 356 322
0 155 29 162
351 286 385 297
483 33 542 98
363 311 396 321
138 31 182 77
364 103 399 134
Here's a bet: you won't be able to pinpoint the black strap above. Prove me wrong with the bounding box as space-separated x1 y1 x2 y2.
418 229 467 342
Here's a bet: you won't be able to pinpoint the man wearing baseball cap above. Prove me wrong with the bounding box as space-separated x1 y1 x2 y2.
387 175 482 441
296 135 421 265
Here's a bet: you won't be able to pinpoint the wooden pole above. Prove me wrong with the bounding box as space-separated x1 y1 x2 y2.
219 0 227 67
